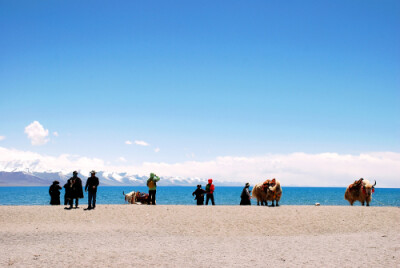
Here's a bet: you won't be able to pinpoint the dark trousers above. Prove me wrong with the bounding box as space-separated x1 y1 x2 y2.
69 198 79 207
88 191 97 208
206 194 215 205
149 190 156 205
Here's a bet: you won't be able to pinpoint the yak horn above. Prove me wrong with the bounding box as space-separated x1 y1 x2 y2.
372 180 376 187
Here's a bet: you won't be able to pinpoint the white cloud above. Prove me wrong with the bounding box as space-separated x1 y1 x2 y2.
154 148 160 153
53 132 59 137
125 140 132 145
134 140 149 146
0 147 399 187
0 136 5 141
0 146 105 176
24 121 49 145
118 157 127 162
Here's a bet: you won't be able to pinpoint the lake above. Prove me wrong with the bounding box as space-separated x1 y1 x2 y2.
0 186 399 206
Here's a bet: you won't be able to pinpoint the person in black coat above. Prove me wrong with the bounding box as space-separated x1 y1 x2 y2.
192 185 206 205
49 181 62 205
240 183 251 205
65 171 84 209
85 170 99 210
64 181 72 207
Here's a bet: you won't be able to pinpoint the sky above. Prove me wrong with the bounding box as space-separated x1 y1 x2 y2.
0 1 399 186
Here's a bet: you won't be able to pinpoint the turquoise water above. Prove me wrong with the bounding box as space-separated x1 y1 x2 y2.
0 186 399 206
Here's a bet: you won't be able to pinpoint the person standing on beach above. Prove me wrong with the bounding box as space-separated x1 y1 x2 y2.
205 179 215 205
240 183 251 205
192 185 206 205
85 170 99 210
63 180 72 207
49 181 62 205
147 173 160 205
66 171 84 209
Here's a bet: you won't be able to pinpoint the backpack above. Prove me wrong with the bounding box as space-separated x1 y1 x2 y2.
147 180 155 188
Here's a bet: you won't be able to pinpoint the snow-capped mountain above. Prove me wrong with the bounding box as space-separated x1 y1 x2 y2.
0 171 218 186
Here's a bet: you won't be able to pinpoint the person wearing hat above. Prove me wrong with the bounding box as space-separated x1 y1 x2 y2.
85 170 99 210
147 173 160 205
240 183 251 205
49 180 62 205
65 171 84 209
192 184 207 205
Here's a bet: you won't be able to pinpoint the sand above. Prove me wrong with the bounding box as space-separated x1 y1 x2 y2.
0 205 399 267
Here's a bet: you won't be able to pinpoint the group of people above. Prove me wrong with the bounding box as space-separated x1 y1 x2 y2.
48 170 99 210
141 174 216 206
50 172 253 207
192 180 252 206
192 179 216 205
144 176 249 206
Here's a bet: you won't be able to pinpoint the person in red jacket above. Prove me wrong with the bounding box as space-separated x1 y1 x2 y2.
205 178 215 205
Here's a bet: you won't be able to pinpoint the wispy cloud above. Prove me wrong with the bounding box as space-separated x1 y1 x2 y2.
0 146 399 187
0 136 5 141
154 148 160 153
125 140 132 145
24 121 49 146
134 140 149 146
117 157 127 162
53 132 59 137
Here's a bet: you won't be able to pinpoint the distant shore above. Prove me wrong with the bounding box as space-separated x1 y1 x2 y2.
1 205 399 267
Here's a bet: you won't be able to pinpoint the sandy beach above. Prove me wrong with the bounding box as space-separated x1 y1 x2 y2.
0 205 399 267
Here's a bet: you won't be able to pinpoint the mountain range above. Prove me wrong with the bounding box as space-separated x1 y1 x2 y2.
0 171 238 187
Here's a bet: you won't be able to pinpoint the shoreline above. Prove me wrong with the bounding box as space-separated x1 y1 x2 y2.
0 203 399 207
1 185 399 188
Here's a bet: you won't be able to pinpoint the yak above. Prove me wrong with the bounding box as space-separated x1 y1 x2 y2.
252 178 282 207
252 183 268 206
123 191 150 204
344 179 376 206
123 191 137 204
264 178 282 207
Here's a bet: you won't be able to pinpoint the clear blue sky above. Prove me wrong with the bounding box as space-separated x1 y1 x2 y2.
0 0 399 164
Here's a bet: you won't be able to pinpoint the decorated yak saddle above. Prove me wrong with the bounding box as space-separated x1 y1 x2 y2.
349 178 364 192
262 179 281 200
135 192 149 203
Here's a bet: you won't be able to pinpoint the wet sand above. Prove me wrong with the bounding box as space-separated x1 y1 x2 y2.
0 205 399 267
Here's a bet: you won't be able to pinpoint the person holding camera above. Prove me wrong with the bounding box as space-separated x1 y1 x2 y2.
147 173 160 205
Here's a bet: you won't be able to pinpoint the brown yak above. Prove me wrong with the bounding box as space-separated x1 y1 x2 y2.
344 178 376 206
251 183 268 206
251 178 282 206
264 178 282 207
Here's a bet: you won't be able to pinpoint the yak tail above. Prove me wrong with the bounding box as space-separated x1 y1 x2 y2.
123 191 125 195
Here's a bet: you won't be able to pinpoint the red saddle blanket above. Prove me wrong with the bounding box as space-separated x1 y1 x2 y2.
135 192 149 203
